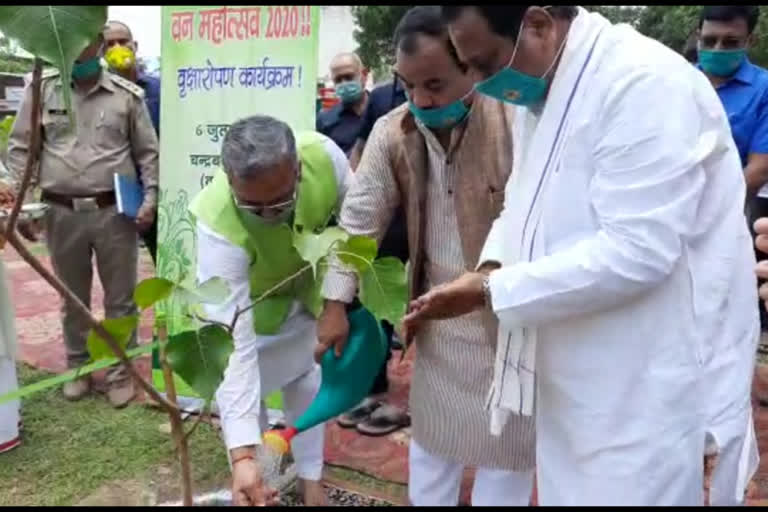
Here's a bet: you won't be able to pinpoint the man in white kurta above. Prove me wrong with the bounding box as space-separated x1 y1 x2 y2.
405 5 760 506
194 118 351 506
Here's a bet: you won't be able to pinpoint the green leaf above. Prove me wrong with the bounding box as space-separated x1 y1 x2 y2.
86 316 139 361
293 226 349 277
191 277 230 304
0 6 108 123
338 235 378 273
174 277 231 305
165 325 234 401
134 277 175 309
359 257 408 327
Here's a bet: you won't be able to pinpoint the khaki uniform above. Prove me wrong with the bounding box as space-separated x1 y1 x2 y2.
7 69 159 380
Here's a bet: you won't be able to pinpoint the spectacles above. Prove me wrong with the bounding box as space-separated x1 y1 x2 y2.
234 193 296 216
232 166 300 217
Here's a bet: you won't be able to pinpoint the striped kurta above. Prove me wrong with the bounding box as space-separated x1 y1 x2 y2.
412 124 535 470
324 113 535 471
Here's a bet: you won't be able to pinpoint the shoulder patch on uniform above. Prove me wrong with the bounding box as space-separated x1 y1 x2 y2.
108 73 146 99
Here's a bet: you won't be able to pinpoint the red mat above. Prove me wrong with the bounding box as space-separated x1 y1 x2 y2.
6 245 768 505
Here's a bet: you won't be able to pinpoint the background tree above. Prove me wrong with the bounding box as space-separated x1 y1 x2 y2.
0 36 32 74
351 5 768 81
589 5 768 67
351 6 412 82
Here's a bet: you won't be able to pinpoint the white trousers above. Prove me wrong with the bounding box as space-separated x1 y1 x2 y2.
0 357 19 446
258 365 324 481
408 438 534 506
707 407 759 506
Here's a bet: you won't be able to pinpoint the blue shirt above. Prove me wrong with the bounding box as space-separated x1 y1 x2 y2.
137 71 161 136
703 58 768 167
359 80 407 142
316 102 365 155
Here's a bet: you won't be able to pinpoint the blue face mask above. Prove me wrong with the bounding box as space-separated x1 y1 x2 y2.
698 48 747 78
406 88 473 130
475 15 567 107
335 80 363 104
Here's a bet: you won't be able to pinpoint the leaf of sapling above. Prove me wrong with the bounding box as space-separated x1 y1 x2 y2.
134 277 175 309
172 277 231 306
292 227 349 277
86 315 140 361
189 277 230 304
337 235 378 273
165 325 234 401
358 257 408 327
0 6 108 125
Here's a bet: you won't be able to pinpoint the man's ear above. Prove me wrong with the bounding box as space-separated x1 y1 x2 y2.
361 68 369 84
132 40 139 54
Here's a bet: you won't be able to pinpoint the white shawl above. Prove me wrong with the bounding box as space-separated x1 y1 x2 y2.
483 8 612 435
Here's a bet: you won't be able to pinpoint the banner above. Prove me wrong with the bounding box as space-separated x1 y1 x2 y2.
155 5 320 408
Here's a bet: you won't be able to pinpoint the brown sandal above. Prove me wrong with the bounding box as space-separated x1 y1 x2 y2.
356 404 410 437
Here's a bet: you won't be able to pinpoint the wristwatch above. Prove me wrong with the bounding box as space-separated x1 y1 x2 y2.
481 274 492 309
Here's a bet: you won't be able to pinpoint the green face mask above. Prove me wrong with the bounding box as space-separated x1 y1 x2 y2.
71 57 102 80
240 206 294 227
698 48 747 77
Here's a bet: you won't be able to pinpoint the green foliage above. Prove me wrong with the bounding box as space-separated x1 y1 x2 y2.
164 325 234 401
174 277 230 305
358 257 408 327
133 276 230 312
586 5 768 67
351 6 413 77
584 5 644 27
86 316 140 361
293 226 349 277
0 57 32 74
133 277 175 310
0 6 108 120
351 5 768 73
328 232 408 325
0 36 32 74
338 236 378 273
0 115 15 158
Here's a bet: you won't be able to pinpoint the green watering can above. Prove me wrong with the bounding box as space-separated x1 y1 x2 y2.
262 306 388 454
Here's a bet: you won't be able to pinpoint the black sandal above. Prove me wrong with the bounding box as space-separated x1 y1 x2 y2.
356 404 411 437
337 397 382 429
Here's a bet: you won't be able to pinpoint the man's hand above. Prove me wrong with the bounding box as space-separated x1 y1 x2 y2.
135 202 156 233
231 452 279 507
755 218 768 310
403 272 486 332
315 300 349 363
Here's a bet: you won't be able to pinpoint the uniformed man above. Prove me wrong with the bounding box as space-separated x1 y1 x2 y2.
6 33 159 408
103 20 161 264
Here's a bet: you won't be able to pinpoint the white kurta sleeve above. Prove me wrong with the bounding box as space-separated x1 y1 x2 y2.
320 134 353 209
321 118 401 303
489 69 709 328
196 222 264 450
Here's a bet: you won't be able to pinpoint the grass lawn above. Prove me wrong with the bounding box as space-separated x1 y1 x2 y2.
0 364 230 506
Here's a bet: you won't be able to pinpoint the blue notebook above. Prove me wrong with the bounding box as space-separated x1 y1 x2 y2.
114 173 144 219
